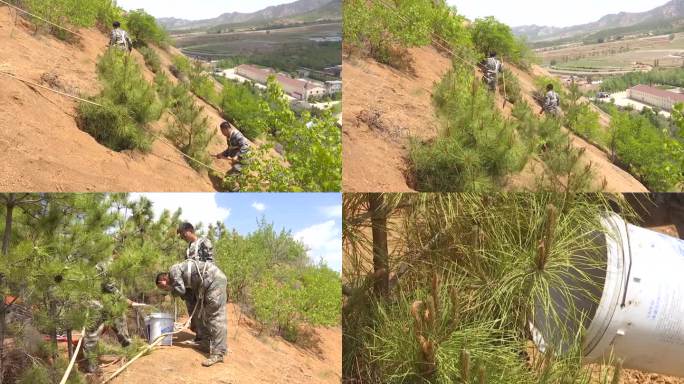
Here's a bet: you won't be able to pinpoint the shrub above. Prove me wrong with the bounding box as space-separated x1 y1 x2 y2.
218 80 269 140
499 68 522 104
21 0 120 39
97 49 162 125
139 46 161 73
77 98 152 152
77 49 160 152
125 9 169 47
165 92 216 171
410 63 528 191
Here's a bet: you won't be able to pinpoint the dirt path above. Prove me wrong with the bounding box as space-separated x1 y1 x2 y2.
342 46 452 192
107 304 341 384
0 6 234 192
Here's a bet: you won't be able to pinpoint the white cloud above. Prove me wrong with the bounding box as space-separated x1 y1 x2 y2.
319 204 342 218
294 220 342 272
251 202 266 212
130 193 230 228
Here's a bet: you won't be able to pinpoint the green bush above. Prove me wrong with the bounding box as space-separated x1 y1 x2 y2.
97 49 162 125
165 92 216 171
343 0 471 68
125 9 170 48
139 46 162 73
610 111 684 191
77 49 160 152
218 79 268 140
21 0 120 39
410 63 528 191
499 68 522 104
77 98 152 152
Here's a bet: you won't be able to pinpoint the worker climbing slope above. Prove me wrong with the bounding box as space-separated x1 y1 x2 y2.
156 259 228 367
177 222 214 345
482 52 503 92
109 21 132 52
540 83 561 116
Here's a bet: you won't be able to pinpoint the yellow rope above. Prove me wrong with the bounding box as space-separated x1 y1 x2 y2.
0 0 86 38
58 327 86 384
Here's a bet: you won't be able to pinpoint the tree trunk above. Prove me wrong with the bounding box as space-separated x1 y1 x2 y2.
2 195 15 256
49 300 57 360
66 329 74 360
369 193 389 296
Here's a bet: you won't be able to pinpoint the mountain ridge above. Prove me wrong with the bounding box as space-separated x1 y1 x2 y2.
158 0 340 31
512 0 684 42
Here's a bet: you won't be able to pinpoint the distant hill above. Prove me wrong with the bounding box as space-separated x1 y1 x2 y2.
158 0 341 31
512 0 684 42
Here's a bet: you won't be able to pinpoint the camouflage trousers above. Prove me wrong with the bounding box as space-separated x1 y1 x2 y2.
483 75 497 91
83 307 131 360
199 274 228 357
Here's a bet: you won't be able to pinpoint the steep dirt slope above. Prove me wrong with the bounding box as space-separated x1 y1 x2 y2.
342 44 648 192
0 6 222 192
505 65 649 193
106 304 341 384
342 46 452 192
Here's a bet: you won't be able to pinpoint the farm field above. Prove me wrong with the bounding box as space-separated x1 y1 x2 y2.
173 22 342 71
540 33 684 72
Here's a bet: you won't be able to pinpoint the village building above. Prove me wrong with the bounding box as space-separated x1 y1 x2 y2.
627 84 684 111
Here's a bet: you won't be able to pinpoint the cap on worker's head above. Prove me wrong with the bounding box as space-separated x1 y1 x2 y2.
113 21 121 28
489 51 497 58
220 121 231 130
177 222 194 234
547 83 554 91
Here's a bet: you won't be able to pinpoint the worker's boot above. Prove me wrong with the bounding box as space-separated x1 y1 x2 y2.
201 354 224 367
85 360 100 374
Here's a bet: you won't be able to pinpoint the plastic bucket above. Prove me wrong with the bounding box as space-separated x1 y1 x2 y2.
145 312 174 346
533 213 684 377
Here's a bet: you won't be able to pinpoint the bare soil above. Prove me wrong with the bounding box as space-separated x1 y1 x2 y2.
104 304 341 384
0 6 254 192
342 46 451 192
342 44 648 192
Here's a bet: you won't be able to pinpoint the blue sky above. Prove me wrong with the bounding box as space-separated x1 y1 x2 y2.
450 0 668 27
116 0 297 20
130 193 342 272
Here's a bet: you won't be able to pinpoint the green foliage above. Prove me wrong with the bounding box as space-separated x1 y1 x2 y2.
77 49 161 152
21 0 120 39
343 193 628 383
217 79 269 140
471 17 514 58
599 67 684 93
343 0 471 68
410 63 529 191
610 110 684 191
124 9 170 48
214 220 340 341
96 48 162 125
77 98 152 152
499 68 522 104
165 91 216 171
139 46 161 73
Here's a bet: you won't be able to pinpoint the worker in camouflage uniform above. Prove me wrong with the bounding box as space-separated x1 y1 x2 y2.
83 281 142 373
483 52 503 92
156 259 228 367
540 83 561 116
177 222 214 344
109 21 132 52
215 120 251 175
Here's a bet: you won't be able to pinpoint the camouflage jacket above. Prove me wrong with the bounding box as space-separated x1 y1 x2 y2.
186 237 214 262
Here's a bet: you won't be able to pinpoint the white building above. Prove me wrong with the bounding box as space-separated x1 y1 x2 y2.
628 84 684 111
325 80 342 95
234 64 326 101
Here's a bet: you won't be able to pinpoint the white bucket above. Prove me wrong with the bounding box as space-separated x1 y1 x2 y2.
534 213 684 377
145 312 174 346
